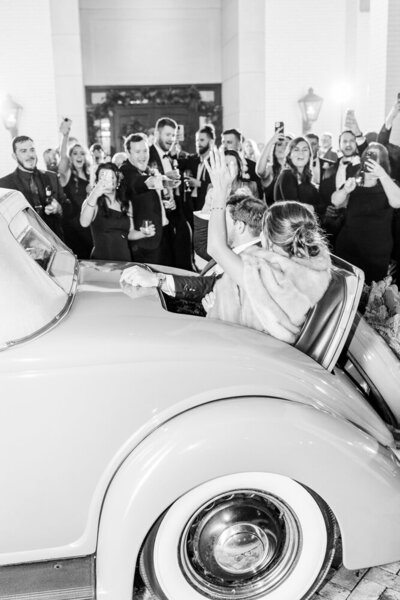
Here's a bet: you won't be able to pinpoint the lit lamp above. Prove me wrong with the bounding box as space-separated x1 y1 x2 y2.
298 88 323 134
1 94 23 138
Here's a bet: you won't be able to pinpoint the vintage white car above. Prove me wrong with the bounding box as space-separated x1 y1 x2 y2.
0 187 400 600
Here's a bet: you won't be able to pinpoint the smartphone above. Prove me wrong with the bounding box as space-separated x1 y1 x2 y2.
365 150 378 162
275 121 284 134
99 169 114 183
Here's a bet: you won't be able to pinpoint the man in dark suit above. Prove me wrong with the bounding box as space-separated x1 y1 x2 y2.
221 128 263 198
120 132 171 265
178 124 215 213
148 117 193 270
320 129 367 246
0 135 66 239
120 194 265 311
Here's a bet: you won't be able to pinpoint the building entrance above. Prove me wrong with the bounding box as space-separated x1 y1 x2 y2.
86 85 222 156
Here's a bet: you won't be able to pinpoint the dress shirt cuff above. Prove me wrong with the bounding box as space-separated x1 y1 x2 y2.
161 274 175 296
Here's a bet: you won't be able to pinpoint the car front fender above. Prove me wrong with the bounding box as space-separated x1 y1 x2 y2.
96 397 400 600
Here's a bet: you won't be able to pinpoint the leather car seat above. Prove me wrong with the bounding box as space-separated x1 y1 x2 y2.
295 256 364 370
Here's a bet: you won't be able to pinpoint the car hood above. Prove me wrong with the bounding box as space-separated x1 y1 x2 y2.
3 261 394 447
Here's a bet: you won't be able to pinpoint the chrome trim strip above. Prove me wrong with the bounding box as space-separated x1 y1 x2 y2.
0 556 94 600
0 586 93 600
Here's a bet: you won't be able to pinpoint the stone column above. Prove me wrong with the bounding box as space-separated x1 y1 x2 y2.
49 0 87 146
221 0 266 142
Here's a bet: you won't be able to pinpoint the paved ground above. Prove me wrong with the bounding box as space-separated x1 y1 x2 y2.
135 561 400 599
313 562 400 600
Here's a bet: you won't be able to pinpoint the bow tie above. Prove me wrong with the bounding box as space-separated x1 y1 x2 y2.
163 153 170 159
341 156 360 166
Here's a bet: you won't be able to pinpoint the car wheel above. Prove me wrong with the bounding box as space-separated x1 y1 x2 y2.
139 472 337 600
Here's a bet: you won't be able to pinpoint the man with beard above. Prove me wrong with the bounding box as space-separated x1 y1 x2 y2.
179 125 215 213
320 128 367 246
120 193 265 315
0 136 66 239
149 117 193 270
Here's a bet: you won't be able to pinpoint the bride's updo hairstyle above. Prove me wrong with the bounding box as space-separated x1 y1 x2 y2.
263 200 328 258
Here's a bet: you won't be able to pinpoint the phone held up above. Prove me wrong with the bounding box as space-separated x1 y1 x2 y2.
275 121 284 134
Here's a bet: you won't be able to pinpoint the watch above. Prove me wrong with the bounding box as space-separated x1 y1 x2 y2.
156 273 166 288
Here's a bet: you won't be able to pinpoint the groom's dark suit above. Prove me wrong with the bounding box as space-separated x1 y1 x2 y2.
169 239 262 301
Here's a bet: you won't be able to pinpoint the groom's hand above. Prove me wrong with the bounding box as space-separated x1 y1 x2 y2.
120 265 158 287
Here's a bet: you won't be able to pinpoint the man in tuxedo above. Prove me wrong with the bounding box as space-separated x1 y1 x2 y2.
149 117 193 270
221 128 262 197
120 133 171 265
0 135 66 239
120 194 265 308
179 124 215 213
319 129 367 245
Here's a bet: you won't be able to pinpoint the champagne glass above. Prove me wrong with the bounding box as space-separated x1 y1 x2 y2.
142 220 153 235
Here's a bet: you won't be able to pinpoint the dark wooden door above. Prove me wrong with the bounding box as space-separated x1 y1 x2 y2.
113 105 198 153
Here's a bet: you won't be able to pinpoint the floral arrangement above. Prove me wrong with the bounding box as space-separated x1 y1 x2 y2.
363 277 400 359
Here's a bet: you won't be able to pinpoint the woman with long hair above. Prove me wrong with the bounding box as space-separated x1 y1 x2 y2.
256 130 293 205
333 142 400 284
243 138 261 163
58 120 93 258
205 148 331 343
193 149 260 262
80 162 155 261
274 136 322 218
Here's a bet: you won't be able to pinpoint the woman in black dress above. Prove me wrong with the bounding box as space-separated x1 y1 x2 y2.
274 136 322 219
80 163 155 261
333 143 400 284
58 120 93 258
256 130 292 206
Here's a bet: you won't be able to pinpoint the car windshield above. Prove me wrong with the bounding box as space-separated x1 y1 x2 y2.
0 190 77 349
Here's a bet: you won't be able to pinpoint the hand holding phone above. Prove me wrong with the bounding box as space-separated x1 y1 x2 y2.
59 118 72 136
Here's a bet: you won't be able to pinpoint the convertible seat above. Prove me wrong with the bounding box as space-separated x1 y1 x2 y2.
295 255 364 371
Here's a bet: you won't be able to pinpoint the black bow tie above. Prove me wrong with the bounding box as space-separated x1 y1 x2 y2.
163 153 170 159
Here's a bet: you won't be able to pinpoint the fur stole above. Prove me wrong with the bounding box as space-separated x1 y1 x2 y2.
207 246 332 343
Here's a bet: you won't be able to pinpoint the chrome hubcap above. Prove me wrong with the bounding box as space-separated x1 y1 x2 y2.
214 523 271 574
179 490 301 599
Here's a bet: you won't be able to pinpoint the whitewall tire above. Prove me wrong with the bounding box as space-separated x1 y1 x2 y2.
139 472 337 600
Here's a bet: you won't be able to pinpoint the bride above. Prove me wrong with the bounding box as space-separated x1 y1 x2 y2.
205 148 332 343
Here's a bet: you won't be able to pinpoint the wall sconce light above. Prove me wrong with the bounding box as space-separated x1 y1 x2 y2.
1 94 23 138
298 88 323 134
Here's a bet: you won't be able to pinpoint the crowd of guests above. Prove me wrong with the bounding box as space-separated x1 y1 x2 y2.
2 98 400 292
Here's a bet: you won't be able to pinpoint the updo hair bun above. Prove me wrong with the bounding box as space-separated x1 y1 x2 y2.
291 222 323 258
265 200 329 258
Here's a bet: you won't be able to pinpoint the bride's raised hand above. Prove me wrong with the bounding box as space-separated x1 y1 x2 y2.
205 147 235 200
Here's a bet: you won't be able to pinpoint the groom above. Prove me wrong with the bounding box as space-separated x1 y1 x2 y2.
120 193 266 305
